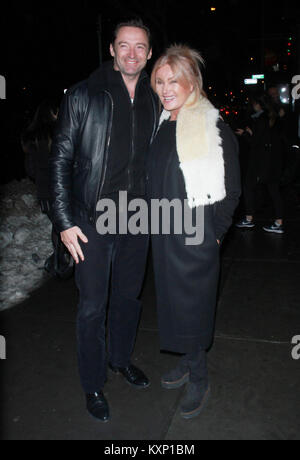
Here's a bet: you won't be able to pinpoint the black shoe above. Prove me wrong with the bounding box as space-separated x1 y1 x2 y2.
263 222 284 234
236 218 255 229
86 391 110 422
109 363 150 389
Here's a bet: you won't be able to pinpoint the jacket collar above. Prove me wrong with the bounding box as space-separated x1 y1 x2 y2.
87 60 148 96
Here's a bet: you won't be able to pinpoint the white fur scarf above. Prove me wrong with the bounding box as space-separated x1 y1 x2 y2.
158 93 226 208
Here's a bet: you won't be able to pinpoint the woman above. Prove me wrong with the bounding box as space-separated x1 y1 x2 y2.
236 92 286 234
21 98 73 279
148 45 241 419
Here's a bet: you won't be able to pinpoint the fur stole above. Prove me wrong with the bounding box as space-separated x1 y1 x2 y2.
158 93 226 207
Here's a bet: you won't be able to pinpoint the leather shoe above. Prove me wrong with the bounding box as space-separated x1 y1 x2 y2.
86 391 110 422
109 363 150 388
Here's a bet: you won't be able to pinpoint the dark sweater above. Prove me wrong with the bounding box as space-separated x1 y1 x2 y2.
101 62 154 197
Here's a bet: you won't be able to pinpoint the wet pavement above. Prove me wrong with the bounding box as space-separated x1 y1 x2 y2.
1 199 300 440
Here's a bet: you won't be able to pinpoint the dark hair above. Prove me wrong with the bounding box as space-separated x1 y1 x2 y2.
21 98 59 150
251 91 278 127
112 18 151 48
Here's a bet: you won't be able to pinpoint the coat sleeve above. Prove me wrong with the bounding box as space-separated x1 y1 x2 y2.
214 120 241 242
50 89 81 232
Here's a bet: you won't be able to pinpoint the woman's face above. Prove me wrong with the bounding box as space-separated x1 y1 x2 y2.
155 64 193 121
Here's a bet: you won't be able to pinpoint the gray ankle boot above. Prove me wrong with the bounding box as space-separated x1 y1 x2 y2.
161 356 190 389
180 381 210 419
180 348 210 418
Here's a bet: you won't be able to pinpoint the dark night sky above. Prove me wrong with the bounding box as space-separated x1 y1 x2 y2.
1 0 299 184
1 0 300 109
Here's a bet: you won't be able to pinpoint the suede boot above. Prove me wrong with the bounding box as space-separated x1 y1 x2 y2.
161 355 190 389
180 348 210 419
180 382 210 419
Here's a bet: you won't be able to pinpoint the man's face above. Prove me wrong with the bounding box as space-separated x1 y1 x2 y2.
268 87 280 104
110 26 152 78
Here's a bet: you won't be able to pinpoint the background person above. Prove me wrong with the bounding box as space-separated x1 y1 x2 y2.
21 98 73 278
236 92 286 234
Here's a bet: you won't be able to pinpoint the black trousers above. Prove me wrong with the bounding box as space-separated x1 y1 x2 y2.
75 219 149 393
243 180 284 220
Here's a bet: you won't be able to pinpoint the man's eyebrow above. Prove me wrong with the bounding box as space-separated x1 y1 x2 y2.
117 41 147 47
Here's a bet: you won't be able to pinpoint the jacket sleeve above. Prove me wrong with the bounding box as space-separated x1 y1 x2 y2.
50 90 81 232
214 121 241 242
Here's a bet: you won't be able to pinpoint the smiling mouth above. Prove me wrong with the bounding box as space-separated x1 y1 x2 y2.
163 97 175 102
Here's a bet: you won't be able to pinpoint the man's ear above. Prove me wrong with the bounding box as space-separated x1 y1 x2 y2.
110 44 115 58
147 48 153 61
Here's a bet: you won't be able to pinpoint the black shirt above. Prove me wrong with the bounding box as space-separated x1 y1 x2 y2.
101 63 154 197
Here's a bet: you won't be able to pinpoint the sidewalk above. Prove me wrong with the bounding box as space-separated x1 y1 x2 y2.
1 206 300 440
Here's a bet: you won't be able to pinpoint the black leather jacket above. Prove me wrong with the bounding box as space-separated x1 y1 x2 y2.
50 63 158 233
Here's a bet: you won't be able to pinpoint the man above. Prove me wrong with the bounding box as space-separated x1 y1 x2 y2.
50 19 158 422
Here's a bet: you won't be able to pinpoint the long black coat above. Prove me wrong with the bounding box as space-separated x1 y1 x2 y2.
148 119 241 354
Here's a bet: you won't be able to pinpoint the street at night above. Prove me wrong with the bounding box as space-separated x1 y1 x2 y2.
0 0 300 442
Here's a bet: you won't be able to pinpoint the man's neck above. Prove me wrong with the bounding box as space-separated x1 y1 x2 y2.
121 73 141 101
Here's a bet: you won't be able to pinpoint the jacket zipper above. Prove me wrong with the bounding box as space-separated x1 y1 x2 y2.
129 100 135 191
94 91 114 219
149 88 158 145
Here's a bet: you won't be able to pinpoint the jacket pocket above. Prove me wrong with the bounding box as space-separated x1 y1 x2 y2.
72 158 92 204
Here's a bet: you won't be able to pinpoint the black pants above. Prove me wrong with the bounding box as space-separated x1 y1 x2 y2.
75 220 149 393
243 180 284 220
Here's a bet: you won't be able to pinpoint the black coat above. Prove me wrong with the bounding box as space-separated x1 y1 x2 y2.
148 120 241 353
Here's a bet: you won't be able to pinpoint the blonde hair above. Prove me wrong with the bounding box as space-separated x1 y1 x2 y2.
151 44 205 103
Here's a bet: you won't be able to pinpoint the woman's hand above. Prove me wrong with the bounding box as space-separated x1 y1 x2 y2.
60 226 88 264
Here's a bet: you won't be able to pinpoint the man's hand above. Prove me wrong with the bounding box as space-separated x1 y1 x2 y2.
61 226 88 264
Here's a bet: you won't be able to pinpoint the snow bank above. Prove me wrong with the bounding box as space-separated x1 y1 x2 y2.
0 179 53 311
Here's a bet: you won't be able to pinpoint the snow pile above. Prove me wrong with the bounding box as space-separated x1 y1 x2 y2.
0 179 53 311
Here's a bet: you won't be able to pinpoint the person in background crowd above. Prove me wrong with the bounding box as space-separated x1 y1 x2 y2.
236 92 286 234
267 86 300 197
21 99 73 278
